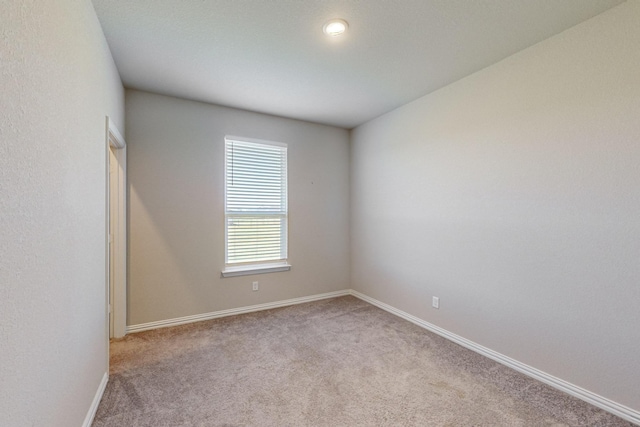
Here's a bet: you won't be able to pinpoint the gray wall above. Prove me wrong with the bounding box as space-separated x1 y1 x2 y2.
126 90 350 325
350 1 640 412
0 1 125 426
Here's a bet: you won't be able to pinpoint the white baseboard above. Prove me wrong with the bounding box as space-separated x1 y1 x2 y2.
82 372 108 427
350 290 640 426
126 290 351 334
122 288 638 424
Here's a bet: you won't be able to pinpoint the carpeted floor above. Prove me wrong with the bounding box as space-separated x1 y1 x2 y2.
93 296 633 426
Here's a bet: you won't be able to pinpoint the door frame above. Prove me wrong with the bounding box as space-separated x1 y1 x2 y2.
106 116 127 339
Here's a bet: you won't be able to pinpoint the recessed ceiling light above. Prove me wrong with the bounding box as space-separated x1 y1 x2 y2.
323 19 348 37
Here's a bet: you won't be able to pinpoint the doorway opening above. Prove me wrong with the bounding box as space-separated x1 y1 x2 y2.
106 117 127 339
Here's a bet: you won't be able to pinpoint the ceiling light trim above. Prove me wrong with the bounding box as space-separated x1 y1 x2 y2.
322 19 348 37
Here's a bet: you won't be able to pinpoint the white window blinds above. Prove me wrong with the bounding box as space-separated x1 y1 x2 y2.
225 137 288 265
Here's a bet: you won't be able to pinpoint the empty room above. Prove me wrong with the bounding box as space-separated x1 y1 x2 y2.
1 0 639 426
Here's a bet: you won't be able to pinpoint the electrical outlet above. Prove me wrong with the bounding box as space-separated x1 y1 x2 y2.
252 281 259 291
432 296 439 309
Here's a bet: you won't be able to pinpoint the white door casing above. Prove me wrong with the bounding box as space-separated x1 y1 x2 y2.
106 117 127 340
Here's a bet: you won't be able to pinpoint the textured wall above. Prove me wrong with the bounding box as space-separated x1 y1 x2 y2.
351 1 640 412
0 1 124 426
126 90 350 325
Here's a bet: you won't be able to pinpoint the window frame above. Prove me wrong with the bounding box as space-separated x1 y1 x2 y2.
221 136 291 277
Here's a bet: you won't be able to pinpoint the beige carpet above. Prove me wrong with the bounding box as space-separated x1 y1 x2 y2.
93 296 632 426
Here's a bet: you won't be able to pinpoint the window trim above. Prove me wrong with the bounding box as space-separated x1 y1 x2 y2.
221 262 292 278
222 135 290 277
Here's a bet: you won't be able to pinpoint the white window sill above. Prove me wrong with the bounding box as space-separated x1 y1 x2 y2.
221 263 291 278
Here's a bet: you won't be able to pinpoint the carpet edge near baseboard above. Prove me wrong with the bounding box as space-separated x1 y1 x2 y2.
349 290 640 426
123 288 639 426
126 290 351 334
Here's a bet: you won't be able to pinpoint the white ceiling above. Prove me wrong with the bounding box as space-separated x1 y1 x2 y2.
92 0 624 129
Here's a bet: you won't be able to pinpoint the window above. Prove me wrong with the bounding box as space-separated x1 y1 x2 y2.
222 136 290 277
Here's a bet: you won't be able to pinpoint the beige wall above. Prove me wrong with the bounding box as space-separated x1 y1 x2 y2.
351 1 640 412
0 1 124 426
125 90 350 325
3 1 637 424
